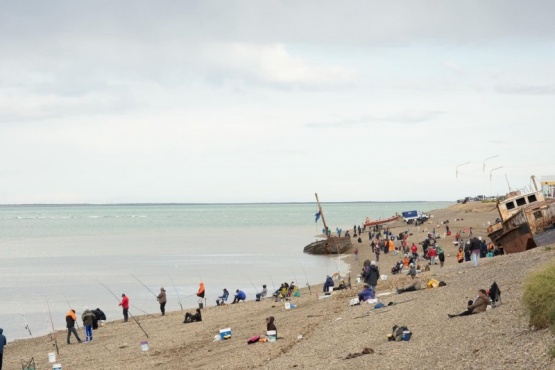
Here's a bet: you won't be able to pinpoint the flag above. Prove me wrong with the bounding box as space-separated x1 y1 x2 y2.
314 211 321 223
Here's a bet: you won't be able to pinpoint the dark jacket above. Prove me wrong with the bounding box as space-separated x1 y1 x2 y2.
0 328 6 354
364 265 380 286
82 309 96 326
324 276 334 287
93 308 106 321
266 316 277 336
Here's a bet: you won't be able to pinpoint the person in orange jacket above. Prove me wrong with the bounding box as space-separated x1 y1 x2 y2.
65 309 82 344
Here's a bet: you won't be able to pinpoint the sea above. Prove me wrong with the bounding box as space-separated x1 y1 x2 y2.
0 201 452 341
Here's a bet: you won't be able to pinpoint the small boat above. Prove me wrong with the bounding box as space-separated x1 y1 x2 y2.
363 215 399 227
487 176 555 254
303 193 353 255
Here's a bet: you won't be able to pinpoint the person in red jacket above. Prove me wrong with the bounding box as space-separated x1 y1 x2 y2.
411 243 418 258
119 294 129 322
427 246 438 265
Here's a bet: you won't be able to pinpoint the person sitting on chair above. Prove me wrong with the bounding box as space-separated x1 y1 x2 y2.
323 275 334 293
232 289 246 304
396 270 421 294
216 288 229 306
256 285 268 301
448 289 490 318
183 308 202 323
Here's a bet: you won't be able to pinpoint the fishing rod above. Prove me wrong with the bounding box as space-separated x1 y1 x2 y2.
299 262 319 300
171 277 183 311
299 262 312 294
18 303 32 337
96 280 149 338
290 268 300 289
63 295 80 329
131 274 158 298
244 275 259 294
45 297 59 355
131 304 154 317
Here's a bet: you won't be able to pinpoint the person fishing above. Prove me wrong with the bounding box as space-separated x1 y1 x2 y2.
197 281 205 308
82 307 96 342
157 287 167 316
119 294 129 322
65 309 82 344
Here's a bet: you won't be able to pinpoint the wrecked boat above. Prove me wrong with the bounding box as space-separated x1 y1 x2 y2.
487 176 555 254
304 193 353 255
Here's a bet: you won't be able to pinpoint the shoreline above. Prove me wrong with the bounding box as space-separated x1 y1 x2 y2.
3 202 555 369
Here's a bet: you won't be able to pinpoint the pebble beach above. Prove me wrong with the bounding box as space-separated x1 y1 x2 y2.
3 202 555 369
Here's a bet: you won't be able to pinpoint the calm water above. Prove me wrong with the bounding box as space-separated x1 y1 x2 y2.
0 201 451 341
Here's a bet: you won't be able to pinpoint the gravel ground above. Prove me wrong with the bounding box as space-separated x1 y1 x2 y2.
3 203 555 369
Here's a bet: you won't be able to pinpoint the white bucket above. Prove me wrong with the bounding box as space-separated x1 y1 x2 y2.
356 277 361 283
140 340 149 351
267 330 276 342
52 364 62 370
48 352 56 363
284 302 291 309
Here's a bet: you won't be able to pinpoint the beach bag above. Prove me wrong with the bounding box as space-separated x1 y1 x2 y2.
392 325 409 341
247 336 260 344
439 281 447 287
427 279 440 289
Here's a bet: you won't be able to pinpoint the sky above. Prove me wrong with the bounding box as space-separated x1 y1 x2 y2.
0 1 554 204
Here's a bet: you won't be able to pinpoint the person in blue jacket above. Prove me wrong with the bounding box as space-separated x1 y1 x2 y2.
0 327 7 370
357 285 375 302
232 289 246 304
323 275 334 292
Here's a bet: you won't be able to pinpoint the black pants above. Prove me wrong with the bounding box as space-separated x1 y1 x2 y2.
160 302 166 315
123 308 128 322
397 286 416 294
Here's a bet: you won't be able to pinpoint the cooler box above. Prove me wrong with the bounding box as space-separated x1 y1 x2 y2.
219 328 232 340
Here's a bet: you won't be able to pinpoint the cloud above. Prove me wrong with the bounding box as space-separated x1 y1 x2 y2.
306 111 443 128
202 43 357 89
495 84 555 95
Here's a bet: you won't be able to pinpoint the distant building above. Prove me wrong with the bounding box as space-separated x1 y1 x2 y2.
541 175 555 198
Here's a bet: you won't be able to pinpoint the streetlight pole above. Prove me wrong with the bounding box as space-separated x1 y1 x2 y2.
456 161 471 178
490 166 504 196
483 155 499 173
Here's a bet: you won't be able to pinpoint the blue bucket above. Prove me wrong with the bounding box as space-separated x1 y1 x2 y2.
401 331 412 341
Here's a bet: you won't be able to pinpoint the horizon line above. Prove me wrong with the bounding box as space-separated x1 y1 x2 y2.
0 200 454 207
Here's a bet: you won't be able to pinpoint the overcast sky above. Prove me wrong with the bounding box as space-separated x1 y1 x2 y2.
1 1 554 203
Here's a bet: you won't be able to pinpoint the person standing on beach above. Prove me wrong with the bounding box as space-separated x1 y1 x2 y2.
373 241 380 262
157 287 167 316
470 237 481 267
0 327 6 370
119 294 129 322
353 247 359 261
82 307 95 342
65 309 82 344
362 261 380 293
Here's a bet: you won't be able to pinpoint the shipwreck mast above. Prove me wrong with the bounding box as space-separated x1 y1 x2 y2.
315 193 330 239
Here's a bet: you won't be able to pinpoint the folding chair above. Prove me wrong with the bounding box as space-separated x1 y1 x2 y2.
21 357 36 370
